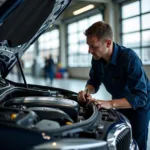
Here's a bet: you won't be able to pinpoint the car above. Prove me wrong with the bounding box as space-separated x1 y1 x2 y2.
0 0 138 150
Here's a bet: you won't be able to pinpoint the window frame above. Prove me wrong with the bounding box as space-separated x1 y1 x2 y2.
120 0 150 64
66 9 104 67
38 28 60 64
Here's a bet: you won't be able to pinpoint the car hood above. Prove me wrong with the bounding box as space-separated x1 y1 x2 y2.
0 0 71 78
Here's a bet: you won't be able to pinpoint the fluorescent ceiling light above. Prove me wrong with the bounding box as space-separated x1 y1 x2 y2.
73 4 95 15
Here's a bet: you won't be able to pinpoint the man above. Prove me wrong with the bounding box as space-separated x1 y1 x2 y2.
78 21 150 150
47 54 55 84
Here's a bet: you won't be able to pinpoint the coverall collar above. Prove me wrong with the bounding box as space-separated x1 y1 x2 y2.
109 42 119 66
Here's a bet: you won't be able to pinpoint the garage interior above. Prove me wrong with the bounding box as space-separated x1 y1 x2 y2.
7 0 150 149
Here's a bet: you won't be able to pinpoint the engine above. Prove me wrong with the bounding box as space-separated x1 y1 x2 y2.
0 96 135 150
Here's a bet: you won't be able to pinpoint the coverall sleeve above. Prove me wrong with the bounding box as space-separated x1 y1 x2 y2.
86 66 102 93
124 56 149 110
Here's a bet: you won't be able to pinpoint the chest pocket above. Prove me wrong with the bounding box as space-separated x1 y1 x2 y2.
112 76 121 85
96 73 104 83
95 66 104 82
111 76 127 96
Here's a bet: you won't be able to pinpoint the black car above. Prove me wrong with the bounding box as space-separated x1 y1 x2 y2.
0 0 138 150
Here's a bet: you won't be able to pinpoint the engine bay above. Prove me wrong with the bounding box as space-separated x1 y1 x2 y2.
1 94 120 138
2 96 80 129
0 78 134 150
0 77 125 138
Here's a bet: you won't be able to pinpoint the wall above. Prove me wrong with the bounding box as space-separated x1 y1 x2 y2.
68 63 150 80
69 67 90 79
144 66 150 79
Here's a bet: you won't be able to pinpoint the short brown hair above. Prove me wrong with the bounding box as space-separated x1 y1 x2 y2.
84 21 113 40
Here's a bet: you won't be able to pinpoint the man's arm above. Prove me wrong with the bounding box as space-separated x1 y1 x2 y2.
92 98 132 109
86 60 102 94
93 54 149 110
78 58 103 103
124 56 148 109
111 98 132 108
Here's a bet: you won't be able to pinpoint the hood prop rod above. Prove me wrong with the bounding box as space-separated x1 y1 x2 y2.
16 54 28 88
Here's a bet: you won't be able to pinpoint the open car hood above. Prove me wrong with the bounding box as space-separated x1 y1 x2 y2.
0 0 71 78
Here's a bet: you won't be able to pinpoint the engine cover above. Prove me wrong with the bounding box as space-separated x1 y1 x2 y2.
4 96 79 121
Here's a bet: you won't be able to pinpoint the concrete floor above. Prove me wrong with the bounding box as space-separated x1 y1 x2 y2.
7 74 150 149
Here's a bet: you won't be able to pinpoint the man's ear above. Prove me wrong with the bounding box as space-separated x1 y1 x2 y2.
106 39 111 48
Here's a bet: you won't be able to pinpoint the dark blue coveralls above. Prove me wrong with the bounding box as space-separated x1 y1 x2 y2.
87 42 150 150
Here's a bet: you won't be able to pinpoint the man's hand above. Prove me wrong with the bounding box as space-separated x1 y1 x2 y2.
93 100 113 109
86 97 113 109
77 90 92 103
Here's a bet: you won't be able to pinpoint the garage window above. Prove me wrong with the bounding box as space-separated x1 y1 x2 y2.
121 0 150 64
22 44 35 68
67 14 103 67
38 29 59 63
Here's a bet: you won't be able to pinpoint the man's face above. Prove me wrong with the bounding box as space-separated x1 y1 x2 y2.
86 35 108 60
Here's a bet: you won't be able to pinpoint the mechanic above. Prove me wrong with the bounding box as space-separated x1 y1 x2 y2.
77 21 150 150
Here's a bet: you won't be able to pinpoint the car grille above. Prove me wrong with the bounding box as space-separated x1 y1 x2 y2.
116 128 131 150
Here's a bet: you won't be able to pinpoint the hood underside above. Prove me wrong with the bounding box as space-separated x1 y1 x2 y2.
0 0 71 78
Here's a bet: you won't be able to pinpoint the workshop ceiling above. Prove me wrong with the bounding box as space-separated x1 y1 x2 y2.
76 0 127 3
